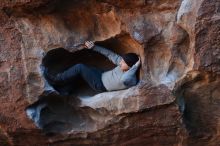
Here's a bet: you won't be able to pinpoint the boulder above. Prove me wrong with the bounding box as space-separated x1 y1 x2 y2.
0 0 219 145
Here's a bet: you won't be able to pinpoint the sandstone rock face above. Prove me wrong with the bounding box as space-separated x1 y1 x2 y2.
0 0 219 146
174 71 220 146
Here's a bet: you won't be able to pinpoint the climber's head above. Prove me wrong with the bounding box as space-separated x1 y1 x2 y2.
120 53 139 71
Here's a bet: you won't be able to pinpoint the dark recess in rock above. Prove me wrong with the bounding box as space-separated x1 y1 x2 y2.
42 47 114 96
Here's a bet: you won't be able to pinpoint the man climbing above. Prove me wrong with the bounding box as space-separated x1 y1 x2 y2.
44 41 141 93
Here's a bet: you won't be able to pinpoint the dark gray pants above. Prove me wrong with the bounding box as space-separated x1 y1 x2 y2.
45 63 107 92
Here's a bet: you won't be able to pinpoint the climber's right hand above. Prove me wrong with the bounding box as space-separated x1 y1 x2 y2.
85 41 94 49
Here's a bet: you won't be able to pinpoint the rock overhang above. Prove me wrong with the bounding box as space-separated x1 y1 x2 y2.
13 0 187 134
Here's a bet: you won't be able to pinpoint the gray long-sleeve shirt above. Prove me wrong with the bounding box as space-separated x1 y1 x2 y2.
92 45 140 91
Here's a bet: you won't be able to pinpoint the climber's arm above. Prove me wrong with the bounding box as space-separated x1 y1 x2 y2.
121 58 141 86
92 45 122 65
85 41 122 66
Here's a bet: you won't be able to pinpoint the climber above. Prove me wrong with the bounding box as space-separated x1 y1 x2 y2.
44 41 141 93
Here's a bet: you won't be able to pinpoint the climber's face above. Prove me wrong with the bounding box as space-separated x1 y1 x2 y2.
119 59 130 71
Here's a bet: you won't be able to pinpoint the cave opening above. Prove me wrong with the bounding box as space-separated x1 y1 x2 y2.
42 47 114 97
42 34 143 98
27 35 143 134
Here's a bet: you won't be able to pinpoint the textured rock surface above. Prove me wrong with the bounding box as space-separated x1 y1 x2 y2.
0 0 219 145
174 71 220 146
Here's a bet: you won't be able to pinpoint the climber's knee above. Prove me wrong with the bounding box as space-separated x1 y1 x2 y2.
74 63 87 72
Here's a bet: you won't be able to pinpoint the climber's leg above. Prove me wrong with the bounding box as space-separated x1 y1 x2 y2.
75 64 107 92
44 64 81 84
44 63 106 92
